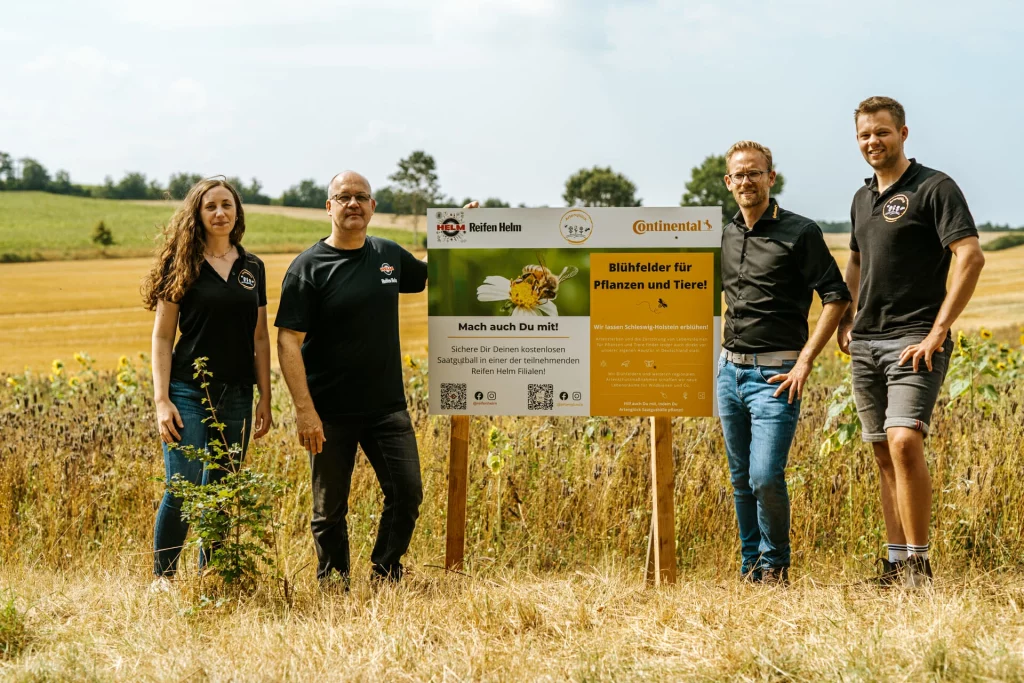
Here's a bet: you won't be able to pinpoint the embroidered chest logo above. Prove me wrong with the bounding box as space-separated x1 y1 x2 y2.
237 269 256 290
380 262 397 284
882 194 909 222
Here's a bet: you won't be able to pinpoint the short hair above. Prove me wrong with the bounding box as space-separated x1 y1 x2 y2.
854 96 906 129
328 171 372 195
725 141 773 170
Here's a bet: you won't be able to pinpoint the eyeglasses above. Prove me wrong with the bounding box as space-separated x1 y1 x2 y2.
330 193 372 204
726 170 770 184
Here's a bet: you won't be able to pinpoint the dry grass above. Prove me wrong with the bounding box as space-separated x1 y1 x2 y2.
2 351 1024 679
4 565 1024 681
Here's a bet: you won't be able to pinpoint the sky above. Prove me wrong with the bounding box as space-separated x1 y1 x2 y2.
2 0 1020 223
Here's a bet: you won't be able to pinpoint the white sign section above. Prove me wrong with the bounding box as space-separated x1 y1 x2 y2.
427 207 722 417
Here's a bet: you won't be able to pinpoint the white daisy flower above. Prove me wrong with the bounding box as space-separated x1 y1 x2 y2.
476 275 559 317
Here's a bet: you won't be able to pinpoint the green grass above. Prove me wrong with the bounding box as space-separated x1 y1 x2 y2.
982 231 1024 252
0 192 419 261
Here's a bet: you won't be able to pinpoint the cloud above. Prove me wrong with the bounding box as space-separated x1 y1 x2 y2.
22 47 130 76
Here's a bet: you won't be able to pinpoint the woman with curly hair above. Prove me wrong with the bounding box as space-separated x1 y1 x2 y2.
141 177 272 587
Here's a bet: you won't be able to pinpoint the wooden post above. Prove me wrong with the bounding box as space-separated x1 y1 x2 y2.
445 415 471 570
647 416 677 585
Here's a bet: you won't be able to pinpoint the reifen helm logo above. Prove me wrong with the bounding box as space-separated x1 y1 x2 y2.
435 210 466 242
379 263 395 275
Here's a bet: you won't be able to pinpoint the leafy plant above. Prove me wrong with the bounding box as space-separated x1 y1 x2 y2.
0 590 28 660
945 329 1022 414
166 357 286 594
820 351 860 456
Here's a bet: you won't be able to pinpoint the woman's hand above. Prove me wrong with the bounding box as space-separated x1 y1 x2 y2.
156 398 183 443
254 394 273 439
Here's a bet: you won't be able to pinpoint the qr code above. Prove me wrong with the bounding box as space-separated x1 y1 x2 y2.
440 383 467 411
527 384 554 411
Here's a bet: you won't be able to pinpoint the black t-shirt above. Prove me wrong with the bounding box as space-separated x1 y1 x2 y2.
170 246 267 386
850 160 978 340
274 236 427 421
722 199 851 353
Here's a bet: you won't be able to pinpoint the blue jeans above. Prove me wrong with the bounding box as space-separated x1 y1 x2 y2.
153 379 253 576
716 354 801 574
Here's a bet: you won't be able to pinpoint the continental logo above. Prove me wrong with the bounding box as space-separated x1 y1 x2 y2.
632 219 713 234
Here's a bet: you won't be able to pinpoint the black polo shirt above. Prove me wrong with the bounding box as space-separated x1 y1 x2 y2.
850 160 977 340
722 199 851 353
170 246 267 387
274 236 427 422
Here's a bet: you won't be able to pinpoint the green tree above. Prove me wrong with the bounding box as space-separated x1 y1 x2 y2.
281 179 327 208
482 197 510 208
373 186 397 214
92 220 115 246
168 172 203 200
680 154 786 224
114 172 153 200
563 166 641 207
0 152 14 190
19 158 51 191
48 169 88 196
388 150 441 240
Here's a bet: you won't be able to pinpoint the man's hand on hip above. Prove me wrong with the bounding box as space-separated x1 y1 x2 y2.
898 330 946 372
768 360 812 404
296 406 326 455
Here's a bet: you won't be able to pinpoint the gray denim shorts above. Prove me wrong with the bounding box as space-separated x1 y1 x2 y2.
849 335 951 442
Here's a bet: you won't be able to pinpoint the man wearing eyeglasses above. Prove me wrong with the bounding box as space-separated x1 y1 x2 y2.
718 141 851 584
837 96 985 588
275 170 427 589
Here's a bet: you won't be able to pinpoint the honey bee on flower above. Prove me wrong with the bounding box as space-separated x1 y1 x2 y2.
477 255 579 317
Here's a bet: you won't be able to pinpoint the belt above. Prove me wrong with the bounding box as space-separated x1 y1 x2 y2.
722 349 800 367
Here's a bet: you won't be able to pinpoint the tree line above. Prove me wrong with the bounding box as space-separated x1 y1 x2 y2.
1 150 1017 232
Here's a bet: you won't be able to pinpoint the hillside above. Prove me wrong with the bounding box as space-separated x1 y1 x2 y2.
0 192 419 261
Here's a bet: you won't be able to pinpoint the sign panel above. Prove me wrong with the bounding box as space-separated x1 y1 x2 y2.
427 208 721 416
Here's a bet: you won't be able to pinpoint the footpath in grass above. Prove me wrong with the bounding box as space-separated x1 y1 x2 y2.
0 192 420 261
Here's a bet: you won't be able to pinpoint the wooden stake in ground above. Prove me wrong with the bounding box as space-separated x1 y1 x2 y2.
445 415 470 570
647 416 677 585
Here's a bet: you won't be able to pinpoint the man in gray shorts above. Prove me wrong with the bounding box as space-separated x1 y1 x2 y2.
837 96 986 587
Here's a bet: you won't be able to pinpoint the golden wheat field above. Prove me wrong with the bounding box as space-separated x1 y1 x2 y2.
0 253 429 374
2 241 1023 374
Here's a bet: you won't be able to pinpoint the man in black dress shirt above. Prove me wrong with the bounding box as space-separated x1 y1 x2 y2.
717 141 851 584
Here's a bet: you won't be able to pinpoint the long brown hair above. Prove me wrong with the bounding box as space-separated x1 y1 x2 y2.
141 178 246 310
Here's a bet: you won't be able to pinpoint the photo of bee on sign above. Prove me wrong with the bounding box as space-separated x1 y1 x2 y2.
427 248 591 318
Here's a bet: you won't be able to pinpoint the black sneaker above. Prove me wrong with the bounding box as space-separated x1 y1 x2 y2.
761 566 790 586
318 572 351 594
866 558 906 587
904 555 933 588
741 566 763 584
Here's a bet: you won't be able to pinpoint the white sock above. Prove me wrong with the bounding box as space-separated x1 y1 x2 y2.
907 543 930 561
888 544 909 563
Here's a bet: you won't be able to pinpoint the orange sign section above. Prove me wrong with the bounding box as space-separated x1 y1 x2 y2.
590 252 714 416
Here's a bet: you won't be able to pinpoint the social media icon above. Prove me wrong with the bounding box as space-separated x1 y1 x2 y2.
486 391 496 400
474 391 483 400
559 391 569 401
572 391 582 401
